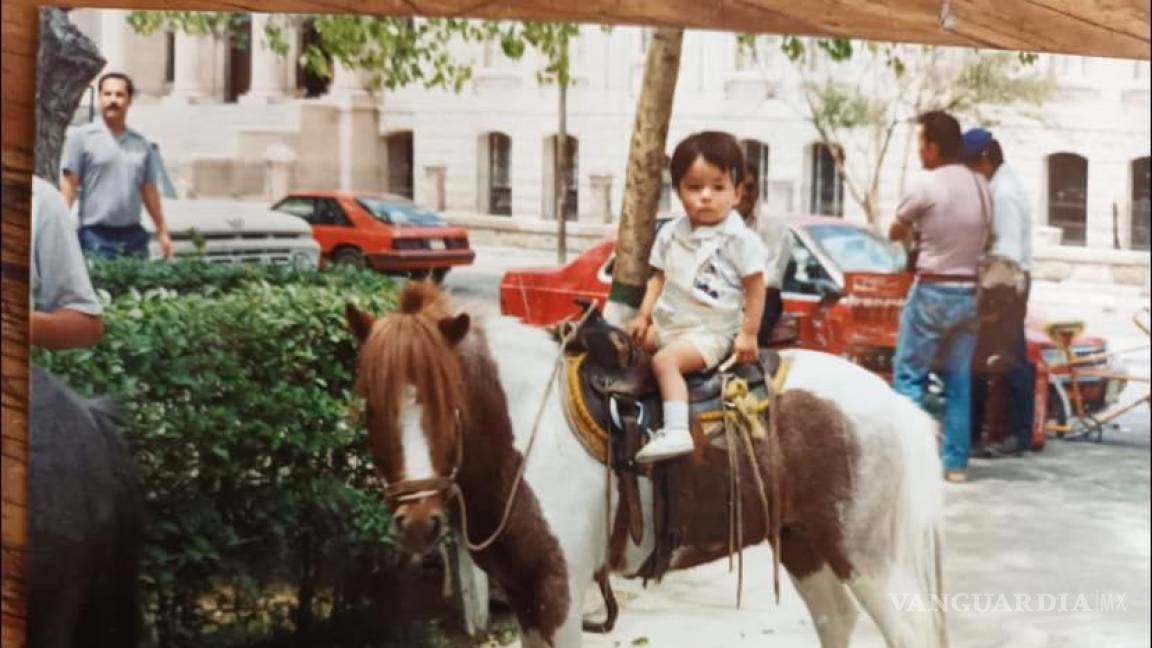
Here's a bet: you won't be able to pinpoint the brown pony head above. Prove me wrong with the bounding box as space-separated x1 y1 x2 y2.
346 281 470 554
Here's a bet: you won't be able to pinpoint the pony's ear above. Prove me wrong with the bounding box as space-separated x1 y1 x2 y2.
345 303 376 343
438 313 470 345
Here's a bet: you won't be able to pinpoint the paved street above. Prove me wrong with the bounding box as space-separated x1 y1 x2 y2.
446 244 1151 648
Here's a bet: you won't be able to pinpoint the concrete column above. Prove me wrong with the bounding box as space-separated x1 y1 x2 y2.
590 172 614 223
264 144 296 200
1086 160 1124 249
329 60 368 97
240 13 288 105
425 165 447 211
165 30 207 104
98 9 127 74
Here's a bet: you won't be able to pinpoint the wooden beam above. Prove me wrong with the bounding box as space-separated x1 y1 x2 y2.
1 0 1148 59
1 4 35 646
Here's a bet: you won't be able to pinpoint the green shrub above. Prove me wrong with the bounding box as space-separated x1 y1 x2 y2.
35 260 400 647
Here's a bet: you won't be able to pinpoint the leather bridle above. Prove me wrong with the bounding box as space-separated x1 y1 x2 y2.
381 409 464 507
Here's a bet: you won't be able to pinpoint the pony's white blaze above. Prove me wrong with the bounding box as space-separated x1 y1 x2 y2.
399 385 436 481
482 317 610 647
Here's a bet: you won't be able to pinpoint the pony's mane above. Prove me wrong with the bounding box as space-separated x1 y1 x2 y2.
356 282 463 458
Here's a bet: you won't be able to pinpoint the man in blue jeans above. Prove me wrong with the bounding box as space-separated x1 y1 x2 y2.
889 111 993 483
60 72 172 260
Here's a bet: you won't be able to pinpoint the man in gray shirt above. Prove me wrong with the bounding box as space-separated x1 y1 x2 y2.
888 110 992 483
31 176 104 349
60 72 172 260
963 128 1036 458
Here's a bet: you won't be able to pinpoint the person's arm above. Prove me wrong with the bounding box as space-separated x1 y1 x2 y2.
31 309 104 349
60 172 79 208
627 270 665 342
141 182 172 260
733 272 765 363
889 178 928 241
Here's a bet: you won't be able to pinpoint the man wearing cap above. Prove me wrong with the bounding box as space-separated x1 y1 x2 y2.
962 128 1036 458
889 110 992 483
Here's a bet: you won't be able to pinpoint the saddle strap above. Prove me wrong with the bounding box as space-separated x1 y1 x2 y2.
619 413 645 545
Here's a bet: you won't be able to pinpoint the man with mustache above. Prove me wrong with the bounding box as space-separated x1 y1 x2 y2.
60 72 172 260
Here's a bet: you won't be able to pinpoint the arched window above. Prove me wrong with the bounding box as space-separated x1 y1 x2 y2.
385 131 414 199
544 134 578 221
1047 153 1088 246
741 139 770 204
1132 157 1151 250
809 143 844 217
478 132 512 216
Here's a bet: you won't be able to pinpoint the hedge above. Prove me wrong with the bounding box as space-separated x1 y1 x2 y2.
34 259 402 647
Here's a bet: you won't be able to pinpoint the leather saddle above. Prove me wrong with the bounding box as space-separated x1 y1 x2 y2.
561 301 780 435
557 301 784 550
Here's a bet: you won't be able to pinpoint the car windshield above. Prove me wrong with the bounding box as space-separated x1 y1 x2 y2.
805 224 906 273
356 197 444 226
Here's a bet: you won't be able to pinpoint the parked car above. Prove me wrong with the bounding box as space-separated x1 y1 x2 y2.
499 215 1126 442
271 190 475 281
142 199 321 267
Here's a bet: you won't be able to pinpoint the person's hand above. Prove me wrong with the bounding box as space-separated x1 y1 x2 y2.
158 231 173 260
626 313 651 344
731 331 758 364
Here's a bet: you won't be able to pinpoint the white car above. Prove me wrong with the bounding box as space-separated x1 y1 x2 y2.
143 199 321 267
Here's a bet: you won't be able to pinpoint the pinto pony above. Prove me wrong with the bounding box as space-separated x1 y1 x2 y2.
346 282 948 648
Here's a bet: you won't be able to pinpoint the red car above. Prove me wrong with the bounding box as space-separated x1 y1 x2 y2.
272 190 475 281
500 215 1126 447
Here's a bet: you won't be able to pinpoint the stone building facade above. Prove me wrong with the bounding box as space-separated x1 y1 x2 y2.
69 10 1151 286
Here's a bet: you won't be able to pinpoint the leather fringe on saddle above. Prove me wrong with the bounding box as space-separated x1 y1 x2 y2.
700 358 792 608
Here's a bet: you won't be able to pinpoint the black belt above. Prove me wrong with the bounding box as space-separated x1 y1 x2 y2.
917 273 976 283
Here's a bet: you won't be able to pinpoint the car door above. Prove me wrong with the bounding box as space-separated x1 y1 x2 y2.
311 198 355 253
780 233 840 351
273 196 352 254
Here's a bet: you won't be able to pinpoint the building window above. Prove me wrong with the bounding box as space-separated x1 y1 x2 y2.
225 14 252 104
385 131 414 199
741 139 770 203
297 19 332 98
479 132 512 216
544 135 578 221
1047 152 1088 246
809 143 844 217
1132 157 1151 251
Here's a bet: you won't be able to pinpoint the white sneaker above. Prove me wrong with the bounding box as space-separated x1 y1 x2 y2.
635 427 694 463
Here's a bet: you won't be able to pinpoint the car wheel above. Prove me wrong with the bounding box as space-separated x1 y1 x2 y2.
432 268 449 284
330 247 365 270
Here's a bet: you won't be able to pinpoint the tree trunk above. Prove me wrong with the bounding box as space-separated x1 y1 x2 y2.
556 80 569 264
35 7 106 182
605 27 683 325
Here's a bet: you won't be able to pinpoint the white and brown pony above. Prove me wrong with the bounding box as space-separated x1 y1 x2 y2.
346 282 947 648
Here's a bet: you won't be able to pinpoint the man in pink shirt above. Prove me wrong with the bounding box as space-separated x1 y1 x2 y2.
889 111 992 483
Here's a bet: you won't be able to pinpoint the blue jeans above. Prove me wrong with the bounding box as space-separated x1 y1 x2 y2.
893 282 979 471
79 223 149 260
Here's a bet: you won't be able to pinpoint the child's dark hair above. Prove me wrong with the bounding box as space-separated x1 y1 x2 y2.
669 131 745 188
